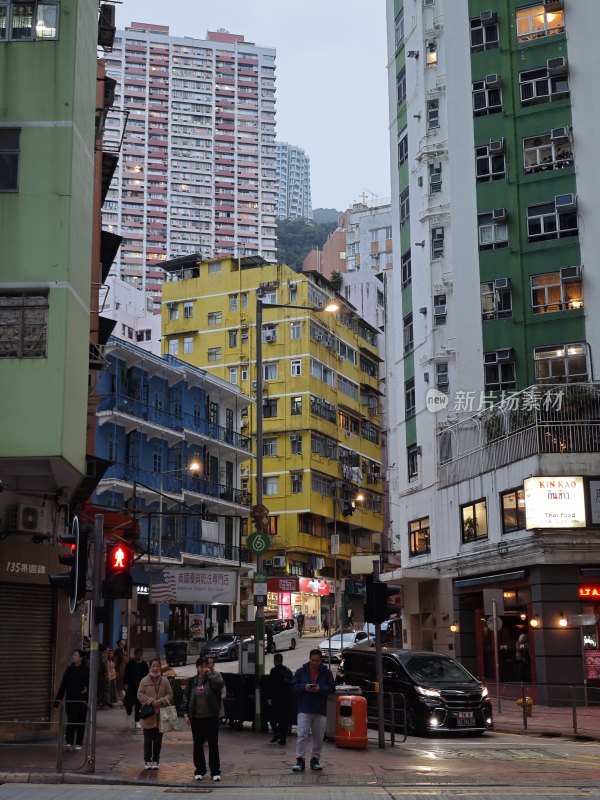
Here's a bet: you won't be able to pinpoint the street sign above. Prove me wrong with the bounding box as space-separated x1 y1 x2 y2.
254 572 267 583
486 616 503 631
253 581 268 597
330 534 340 555
247 531 270 554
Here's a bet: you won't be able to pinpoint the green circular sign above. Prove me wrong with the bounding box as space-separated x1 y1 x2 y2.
247 532 270 554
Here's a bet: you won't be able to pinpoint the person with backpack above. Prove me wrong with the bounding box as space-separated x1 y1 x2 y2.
266 653 293 746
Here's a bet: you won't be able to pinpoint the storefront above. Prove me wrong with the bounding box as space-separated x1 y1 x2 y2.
289 577 334 632
266 576 299 620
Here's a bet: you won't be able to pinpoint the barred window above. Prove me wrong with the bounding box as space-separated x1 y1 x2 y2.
0 293 48 357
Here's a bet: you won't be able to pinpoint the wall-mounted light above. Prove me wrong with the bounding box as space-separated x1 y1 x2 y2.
559 612 568 628
529 615 541 629
419 307 428 315
450 621 459 633
519 612 527 621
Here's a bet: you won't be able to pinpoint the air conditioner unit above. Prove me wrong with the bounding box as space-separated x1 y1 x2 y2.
544 0 563 10
263 559 273 567
497 348 513 362
289 434 298 442
555 193 577 213
560 266 581 282
241 465 249 475
264 332 276 342
550 126 571 141
494 277 511 290
166 301 177 308
8 505 50 536
492 207 508 222
272 556 286 568
489 138 505 154
547 57 568 75
485 73 500 88
434 304 447 316
484 352 498 365
437 372 449 387
480 10 497 25
430 173 442 185
98 3 116 49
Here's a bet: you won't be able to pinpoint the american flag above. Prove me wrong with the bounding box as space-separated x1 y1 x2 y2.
150 569 177 603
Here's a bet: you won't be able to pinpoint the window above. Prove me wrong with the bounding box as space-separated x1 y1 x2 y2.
291 395 302 415
291 358 301 377
534 342 588 384
501 488 526 534
183 301 194 319
484 351 516 392
228 329 237 347
472 79 502 116
228 294 238 311
289 284 298 303
516 5 565 41
523 132 573 174
290 434 303 455
478 212 508 250
431 227 444 258
397 66 407 104
398 128 408 165
1 1 59 41
262 324 277 343
361 420 380 444
481 282 512 320
241 366 248 381
207 260 222 273
461 499 488 543
183 336 193 354
429 162 442 193
291 472 303 493
168 304 179 321
263 398 278 418
228 367 238 384
475 145 506 182
426 38 437 66
426 99 439 130
290 321 301 340
207 346 221 361
262 289 277 305
470 16 499 52
338 375 359 400
395 8 404 47
436 362 449 393
400 187 410 225
527 200 578 242
263 438 278 456
207 311 222 326
0 292 48 357
405 378 415 417
407 444 419 481
310 358 335 386
401 249 412 287
261 362 277 381
241 328 249 344
263 477 278 496
520 66 569 107
0 128 20 190
403 313 414 353
241 292 249 308
531 271 583 314
433 294 447 324
409 517 430 556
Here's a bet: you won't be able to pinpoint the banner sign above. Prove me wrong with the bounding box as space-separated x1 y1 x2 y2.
299 577 333 595
267 576 299 593
524 476 586 529
189 614 205 639
150 567 236 604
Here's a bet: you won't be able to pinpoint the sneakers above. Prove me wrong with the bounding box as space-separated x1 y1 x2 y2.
310 757 323 771
65 744 73 751
194 774 204 781
212 775 221 782
144 762 152 770
73 745 82 751
151 763 159 770
135 721 142 729
292 757 305 772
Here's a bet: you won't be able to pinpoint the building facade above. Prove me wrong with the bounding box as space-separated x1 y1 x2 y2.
102 23 278 308
275 141 312 220
385 0 600 692
161 255 384 628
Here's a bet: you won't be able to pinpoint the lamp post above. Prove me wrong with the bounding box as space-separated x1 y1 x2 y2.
253 287 339 729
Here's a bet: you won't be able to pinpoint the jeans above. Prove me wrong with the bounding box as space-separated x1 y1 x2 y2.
190 716 220 776
65 701 87 747
143 728 163 764
295 712 326 761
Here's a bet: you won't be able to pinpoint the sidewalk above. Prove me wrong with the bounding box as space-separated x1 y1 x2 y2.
0 698 598 788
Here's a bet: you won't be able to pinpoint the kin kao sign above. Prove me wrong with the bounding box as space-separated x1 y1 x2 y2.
524 476 586 530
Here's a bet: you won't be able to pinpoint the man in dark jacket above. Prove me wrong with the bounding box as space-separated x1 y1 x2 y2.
123 648 149 728
266 652 294 745
54 649 90 749
291 648 335 772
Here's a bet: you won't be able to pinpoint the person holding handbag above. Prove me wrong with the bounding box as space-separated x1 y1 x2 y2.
137 659 173 770
182 656 225 782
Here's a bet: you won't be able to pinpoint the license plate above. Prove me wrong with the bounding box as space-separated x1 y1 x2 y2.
457 712 474 727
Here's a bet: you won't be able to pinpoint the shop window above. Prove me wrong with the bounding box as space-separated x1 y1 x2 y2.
409 516 430 556
501 488 526 533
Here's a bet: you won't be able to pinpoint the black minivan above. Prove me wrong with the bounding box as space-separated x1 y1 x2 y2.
337 643 493 735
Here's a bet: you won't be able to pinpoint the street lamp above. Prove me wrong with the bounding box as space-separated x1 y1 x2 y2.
253 287 339 729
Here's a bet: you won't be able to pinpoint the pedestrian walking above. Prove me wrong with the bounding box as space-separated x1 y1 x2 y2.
322 613 330 637
296 612 305 638
114 638 127 697
182 656 225 782
54 649 90 750
106 648 117 707
291 648 335 772
137 658 173 770
123 648 149 728
266 653 293 746
346 607 353 627
205 618 214 642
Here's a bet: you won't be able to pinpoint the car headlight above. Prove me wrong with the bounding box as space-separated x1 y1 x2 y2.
415 686 441 699
481 686 489 699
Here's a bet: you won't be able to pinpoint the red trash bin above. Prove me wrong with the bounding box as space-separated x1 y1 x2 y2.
335 694 368 749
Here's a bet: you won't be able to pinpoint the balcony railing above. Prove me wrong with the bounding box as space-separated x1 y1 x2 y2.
438 384 600 486
97 393 251 451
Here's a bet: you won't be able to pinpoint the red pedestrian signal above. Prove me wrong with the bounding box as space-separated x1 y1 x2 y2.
104 543 134 599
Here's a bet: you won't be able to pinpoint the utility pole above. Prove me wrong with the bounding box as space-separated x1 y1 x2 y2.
86 514 104 773
373 557 385 749
254 292 266 730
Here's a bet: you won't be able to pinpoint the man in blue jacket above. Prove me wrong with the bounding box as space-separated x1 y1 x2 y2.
292 648 335 772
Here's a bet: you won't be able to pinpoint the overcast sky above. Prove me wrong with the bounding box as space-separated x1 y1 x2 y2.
119 0 391 211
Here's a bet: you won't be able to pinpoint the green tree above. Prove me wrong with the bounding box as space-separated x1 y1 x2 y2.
276 218 338 271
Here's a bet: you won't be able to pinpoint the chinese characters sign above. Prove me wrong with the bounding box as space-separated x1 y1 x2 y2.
267 576 299 593
524 476 586 530
150 567 236 604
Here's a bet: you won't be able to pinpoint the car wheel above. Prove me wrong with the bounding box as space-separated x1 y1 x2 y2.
290 638 296 650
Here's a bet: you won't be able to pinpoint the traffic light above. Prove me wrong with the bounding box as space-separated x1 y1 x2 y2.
103 543 134 599
250 503 270 532
364 575 402 624
49 517 87 614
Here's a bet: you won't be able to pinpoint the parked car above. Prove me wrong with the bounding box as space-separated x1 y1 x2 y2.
265 618 297 653
337 643 493 736
200 634 249 661
318 628 372 662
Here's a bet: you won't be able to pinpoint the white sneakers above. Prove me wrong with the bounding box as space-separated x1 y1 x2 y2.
194 774 204 781
144 762 159 770
135 722 142 729
212 775 221 782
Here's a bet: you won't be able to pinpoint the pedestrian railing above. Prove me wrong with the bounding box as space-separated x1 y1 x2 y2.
359 689 407 746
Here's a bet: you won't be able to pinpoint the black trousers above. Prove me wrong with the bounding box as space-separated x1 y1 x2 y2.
191 716 220 776
125 695 142 721
272 706 291 743
65 701 87 746
143 727 163 764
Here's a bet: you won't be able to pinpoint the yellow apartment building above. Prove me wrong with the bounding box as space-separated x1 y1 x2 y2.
161 255 384 629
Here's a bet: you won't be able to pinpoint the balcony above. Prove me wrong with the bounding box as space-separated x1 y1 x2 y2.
438 384 600 487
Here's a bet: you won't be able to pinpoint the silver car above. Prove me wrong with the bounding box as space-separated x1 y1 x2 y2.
318 628 372 663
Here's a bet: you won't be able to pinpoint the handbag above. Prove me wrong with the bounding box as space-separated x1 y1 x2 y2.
159 701 178 733
139 703 155 720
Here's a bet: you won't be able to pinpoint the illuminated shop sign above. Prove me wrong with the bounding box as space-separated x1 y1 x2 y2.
578 586 600 599
524 476 586 530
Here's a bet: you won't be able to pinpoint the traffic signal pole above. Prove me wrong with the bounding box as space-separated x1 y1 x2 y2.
86 514 104 773
254 293 265 731
373 558 385 749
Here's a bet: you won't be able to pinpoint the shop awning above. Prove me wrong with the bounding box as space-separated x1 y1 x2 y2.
454 570 526 590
